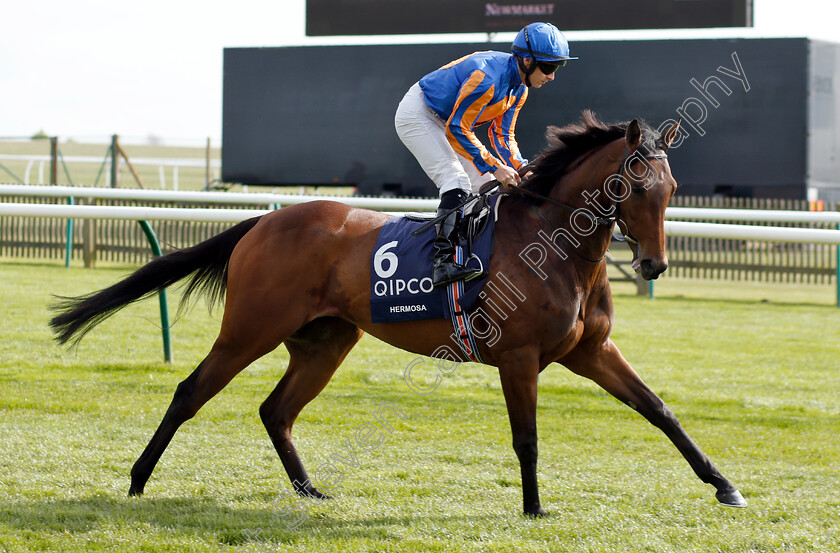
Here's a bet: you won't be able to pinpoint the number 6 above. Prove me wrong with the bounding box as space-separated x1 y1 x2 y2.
374 241 399 279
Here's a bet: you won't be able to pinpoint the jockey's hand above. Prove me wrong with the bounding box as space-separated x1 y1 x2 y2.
494 165 521 189
518 160 536 179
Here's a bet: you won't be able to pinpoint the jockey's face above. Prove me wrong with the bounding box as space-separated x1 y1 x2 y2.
521 58 556 89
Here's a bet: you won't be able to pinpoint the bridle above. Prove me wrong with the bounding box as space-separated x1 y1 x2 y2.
511 145 668 262
611 147 668 246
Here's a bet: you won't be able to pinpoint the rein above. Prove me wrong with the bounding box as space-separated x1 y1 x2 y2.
509 184 613 226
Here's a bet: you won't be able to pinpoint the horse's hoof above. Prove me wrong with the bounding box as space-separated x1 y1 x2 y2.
716 489 747 508
128 485 143 497
524 507 548 518
297 487 332 500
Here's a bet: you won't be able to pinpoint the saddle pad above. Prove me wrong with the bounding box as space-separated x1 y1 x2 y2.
369 194 498 323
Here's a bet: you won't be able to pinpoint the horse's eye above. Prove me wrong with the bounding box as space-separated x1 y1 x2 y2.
631 186 645 194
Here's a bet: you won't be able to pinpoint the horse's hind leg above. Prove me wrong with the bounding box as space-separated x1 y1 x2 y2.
129 307 296 495
128 339 281 496
564 342 746 507
259 317 363 499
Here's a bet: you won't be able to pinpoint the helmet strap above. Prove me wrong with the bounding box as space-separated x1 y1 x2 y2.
516 56 536 87
517 27 538 87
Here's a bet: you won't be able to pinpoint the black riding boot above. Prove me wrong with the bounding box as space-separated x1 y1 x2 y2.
432 190 482 288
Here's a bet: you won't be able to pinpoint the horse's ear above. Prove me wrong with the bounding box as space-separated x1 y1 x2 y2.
662 117 682 152
625 119 642 150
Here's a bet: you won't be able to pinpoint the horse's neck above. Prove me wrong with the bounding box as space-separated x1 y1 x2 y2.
542 144 619 262
496 193 610 283
553 139 622 215
495 140 625 278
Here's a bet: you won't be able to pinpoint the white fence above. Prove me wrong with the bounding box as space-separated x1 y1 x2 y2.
0 155 221 189
3 184 840 220
0 203 269 223
1 203 838 245
0 184 438 212
0 184 837 244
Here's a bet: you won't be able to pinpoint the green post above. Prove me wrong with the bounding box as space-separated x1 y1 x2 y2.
649 279 655 300
137 220 173 363
64 197 74 268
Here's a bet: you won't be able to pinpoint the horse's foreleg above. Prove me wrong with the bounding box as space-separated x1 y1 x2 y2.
564 341 746 507
498 351 546 517
260 318 363 499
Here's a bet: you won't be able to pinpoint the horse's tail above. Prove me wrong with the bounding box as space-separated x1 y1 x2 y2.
49 216 263 346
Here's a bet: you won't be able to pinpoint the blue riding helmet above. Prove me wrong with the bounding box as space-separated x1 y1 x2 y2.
511 22 578 63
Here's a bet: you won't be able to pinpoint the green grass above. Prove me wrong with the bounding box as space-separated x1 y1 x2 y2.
0 259 838 552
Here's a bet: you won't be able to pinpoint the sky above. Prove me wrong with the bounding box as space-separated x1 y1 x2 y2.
1 0 838 146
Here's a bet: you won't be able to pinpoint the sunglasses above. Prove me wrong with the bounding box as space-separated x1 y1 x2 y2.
537 60 565 74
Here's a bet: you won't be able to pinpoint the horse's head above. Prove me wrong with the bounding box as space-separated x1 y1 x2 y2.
518 111 681 280
610 118 681 280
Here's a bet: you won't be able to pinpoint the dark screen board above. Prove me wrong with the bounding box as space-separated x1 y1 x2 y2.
306 0 752 36
223 38 840 199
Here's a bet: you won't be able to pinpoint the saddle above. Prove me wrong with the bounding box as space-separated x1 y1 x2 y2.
405 192 495 271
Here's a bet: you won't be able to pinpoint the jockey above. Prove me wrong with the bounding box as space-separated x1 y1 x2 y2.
395 22 577 288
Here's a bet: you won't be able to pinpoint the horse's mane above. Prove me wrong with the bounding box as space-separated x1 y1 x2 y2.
516 110 662 204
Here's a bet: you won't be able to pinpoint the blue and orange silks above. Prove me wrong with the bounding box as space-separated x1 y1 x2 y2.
419 51 529 175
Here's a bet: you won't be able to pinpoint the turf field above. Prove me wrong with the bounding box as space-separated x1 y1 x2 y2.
0 259 837 552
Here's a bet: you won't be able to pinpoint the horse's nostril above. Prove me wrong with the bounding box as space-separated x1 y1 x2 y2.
641 259 668 280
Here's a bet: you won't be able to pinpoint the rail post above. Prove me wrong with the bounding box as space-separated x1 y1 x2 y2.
137 220 173 363
634 272 647 296
110 135 120 188
82 198 97 268
64 196 74 268
49 137 58 185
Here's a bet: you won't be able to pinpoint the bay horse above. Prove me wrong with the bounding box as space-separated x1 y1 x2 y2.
50 111 746 516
